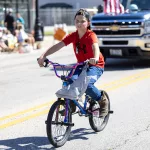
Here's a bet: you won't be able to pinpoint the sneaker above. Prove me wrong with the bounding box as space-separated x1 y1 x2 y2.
98 91 109 118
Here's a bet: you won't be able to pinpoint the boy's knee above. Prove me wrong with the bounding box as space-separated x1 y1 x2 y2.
86 84 94 93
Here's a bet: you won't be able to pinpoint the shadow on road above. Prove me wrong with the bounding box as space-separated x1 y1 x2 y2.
0 136 51 150
0 128 95 150
69 128 96 141
105 58 150 71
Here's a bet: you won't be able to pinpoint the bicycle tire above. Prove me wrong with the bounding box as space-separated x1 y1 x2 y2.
89 90 110 132
46 99 72 147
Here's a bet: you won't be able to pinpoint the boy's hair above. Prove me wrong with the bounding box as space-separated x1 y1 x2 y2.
74 8 91 30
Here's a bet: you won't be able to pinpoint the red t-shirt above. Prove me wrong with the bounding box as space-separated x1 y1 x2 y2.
62 30 105 68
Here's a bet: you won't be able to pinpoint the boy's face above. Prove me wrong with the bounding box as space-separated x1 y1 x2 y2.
75 15 90 30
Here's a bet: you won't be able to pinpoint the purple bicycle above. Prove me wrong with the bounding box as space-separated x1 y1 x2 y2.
38 58 113 148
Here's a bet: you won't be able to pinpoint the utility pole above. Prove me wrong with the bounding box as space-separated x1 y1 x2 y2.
34 0 43 41
27 0 31 32
16 0 19 13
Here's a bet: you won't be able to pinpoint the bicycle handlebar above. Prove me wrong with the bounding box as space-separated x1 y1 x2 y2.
37 58 86 79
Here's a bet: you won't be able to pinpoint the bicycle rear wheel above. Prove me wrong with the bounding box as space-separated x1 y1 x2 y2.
46 99 72 147
89 90 110 132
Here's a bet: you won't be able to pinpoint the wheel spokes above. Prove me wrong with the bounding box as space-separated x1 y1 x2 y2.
51 104 68 141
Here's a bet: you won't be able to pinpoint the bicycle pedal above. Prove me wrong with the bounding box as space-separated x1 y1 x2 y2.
63 122 74 127
109 110 114 114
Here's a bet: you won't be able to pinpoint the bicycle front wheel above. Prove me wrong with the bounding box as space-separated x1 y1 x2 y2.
46 99 72 147
89 90 110 132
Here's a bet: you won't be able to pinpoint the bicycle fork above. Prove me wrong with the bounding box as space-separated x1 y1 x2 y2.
64 99 74 127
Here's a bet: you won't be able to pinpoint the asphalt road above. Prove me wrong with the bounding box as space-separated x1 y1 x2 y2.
0 45 150 150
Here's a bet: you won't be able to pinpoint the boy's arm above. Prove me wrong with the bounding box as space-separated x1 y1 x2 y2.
89 43 100 65
92 43 100 60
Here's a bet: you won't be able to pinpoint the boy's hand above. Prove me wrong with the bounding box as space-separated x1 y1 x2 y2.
89 58 98 65
38 56 45 67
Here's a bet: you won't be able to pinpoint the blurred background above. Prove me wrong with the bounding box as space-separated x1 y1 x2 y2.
0 0 103 33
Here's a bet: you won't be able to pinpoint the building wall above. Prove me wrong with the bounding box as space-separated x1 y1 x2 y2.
39 0 103 9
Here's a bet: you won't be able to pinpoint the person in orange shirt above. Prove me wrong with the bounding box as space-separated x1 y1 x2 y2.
38 9 108 118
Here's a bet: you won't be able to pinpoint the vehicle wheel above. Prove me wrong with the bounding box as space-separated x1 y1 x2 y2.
46 99 72 147
89 90 110 132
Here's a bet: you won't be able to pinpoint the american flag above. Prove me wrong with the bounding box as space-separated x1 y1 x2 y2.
103 0 125 14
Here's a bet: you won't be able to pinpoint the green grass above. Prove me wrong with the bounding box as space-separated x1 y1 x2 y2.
44 31 54 36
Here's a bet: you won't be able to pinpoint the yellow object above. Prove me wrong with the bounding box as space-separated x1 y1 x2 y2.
8 37 17 49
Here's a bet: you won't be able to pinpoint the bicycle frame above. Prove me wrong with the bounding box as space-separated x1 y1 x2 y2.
62 77 90 123
66 96 89 114
63 97 90 124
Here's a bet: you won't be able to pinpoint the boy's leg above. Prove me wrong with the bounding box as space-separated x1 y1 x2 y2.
85 66 103 100
85 66 108 117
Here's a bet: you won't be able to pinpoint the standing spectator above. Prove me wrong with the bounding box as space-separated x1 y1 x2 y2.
16 13 25 30
97 5 103 13
4 9 15 34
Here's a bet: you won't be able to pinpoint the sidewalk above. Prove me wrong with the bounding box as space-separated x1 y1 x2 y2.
0 25 76 56
0 35 54 56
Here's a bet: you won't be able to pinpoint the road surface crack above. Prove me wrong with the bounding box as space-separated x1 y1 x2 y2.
110 123 150 150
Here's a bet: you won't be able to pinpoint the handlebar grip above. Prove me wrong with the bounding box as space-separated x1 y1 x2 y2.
37 58 49 67
44 58 49 67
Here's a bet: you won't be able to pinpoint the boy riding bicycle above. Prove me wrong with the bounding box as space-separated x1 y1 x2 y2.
38 9 108 118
